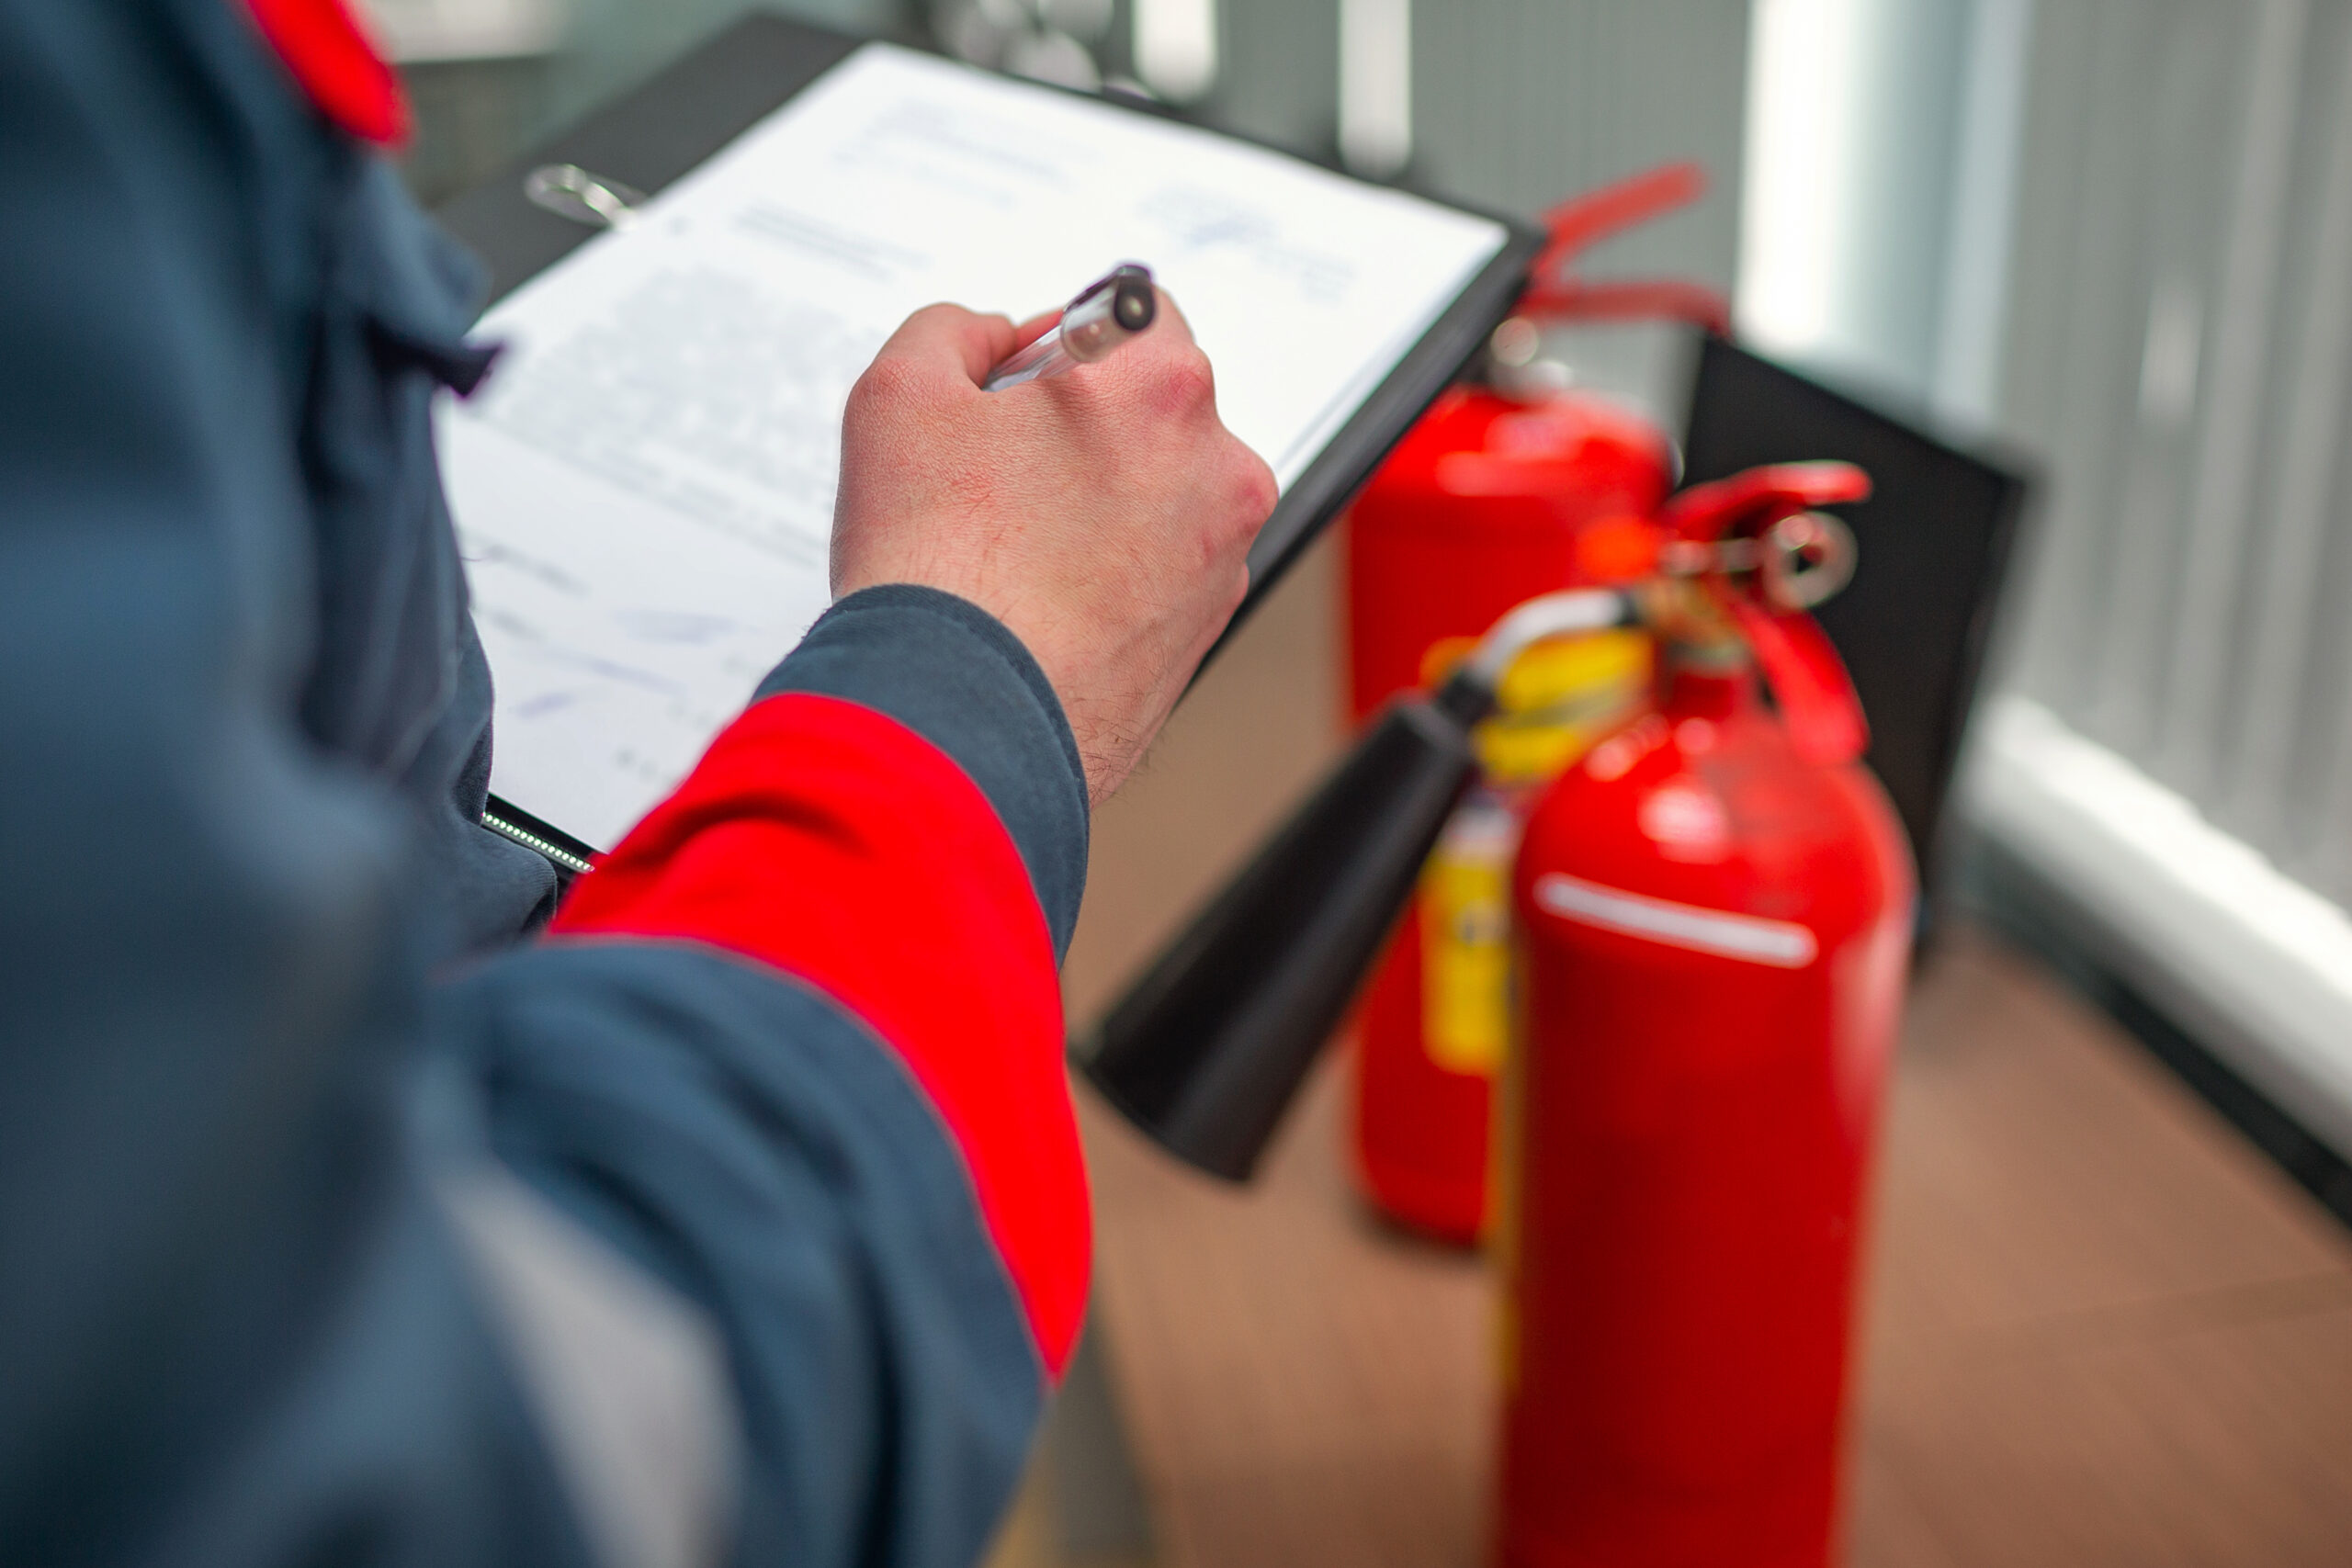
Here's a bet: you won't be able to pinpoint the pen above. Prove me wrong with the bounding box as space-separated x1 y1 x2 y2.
984 264 1159 391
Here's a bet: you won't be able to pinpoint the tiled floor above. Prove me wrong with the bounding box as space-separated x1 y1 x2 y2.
992 533 2352 1567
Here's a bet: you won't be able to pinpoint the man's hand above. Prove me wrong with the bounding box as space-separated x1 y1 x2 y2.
831 298 1278 806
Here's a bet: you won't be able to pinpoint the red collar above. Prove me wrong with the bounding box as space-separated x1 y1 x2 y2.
240 0 411 146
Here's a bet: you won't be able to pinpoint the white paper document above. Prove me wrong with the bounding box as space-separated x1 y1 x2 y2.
443 42 1510 851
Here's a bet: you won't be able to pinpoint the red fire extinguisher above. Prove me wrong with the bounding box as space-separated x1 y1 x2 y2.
1496 464 1916 1568
1347 163 1730 1244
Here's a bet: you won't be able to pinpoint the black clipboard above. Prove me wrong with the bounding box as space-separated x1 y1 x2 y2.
435 16 1544 873
1680 339 2031 922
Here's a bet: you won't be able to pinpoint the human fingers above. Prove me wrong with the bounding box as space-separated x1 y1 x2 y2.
868 302 1023 389
1037 285 1197 402
1079 307 1221 434
1148 286 1196 345
1011 309 1059 351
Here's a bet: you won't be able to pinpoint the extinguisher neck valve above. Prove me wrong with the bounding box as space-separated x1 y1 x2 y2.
1667 634 1751 674
1661 658 1755 717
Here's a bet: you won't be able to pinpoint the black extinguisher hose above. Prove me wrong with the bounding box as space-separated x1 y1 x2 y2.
1075 587 1630 1180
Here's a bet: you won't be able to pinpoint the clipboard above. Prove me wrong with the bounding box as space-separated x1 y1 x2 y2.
1679 339 2031 919
434 16 1544 873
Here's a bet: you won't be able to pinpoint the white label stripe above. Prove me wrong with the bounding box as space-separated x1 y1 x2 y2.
1532 871 1818 968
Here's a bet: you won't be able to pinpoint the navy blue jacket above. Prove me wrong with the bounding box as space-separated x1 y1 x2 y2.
0 4 1094 1564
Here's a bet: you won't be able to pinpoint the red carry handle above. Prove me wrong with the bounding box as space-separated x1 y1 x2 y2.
1517 162 1733 337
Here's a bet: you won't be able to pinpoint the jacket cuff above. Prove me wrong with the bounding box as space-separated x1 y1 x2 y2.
756 585 1089 959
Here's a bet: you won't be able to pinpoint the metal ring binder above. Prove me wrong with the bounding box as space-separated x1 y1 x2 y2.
524 164 646 231
481 807 594 874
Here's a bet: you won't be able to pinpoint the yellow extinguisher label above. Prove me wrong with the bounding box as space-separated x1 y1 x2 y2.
1479 630 1651 783
1420 797 1518 1074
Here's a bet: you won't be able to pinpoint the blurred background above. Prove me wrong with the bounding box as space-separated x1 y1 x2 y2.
379 1 2352 1562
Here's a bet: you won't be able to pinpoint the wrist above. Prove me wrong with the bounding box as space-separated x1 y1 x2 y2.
831 562 1128 804
758 586 1093 957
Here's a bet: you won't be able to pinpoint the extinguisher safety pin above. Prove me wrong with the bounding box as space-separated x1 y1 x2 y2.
1661 537 1761 575
1657 512 1859 613
1759 511 1858 610
525 164 646 231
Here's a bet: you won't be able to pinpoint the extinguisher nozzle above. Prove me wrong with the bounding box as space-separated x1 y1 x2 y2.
1074 587 1623 1182
1073 694 1487 1180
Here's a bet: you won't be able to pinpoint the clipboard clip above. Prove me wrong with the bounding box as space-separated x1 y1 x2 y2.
525 164 647 231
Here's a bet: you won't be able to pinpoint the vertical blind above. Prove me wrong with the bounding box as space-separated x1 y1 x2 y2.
2001 0 2352 908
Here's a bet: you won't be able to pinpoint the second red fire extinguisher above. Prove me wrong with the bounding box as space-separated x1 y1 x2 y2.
1347 163 1730 1244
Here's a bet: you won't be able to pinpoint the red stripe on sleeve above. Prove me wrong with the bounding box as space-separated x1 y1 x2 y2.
547 693 1091 1379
